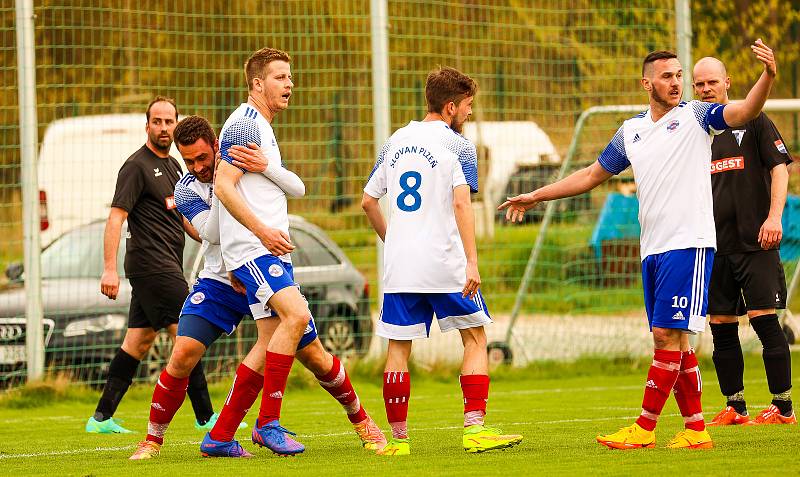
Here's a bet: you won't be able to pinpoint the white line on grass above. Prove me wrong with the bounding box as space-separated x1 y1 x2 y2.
0 413 671 460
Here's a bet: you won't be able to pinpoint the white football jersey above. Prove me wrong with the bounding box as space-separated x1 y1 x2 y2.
173 173 228 284
598 100 728 259
218 103 291 271
365 120 479 293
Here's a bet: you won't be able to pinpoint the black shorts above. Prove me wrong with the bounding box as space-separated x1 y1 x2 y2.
707 250 786 316
128 272 189 330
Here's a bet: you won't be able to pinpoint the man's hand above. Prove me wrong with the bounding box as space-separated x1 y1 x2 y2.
228 272 247 295
100 269 120 300
228 143 268 173
462 261 481 299
497 192 540 223
256 226 295 255
758 216 782 249
752 39 776 77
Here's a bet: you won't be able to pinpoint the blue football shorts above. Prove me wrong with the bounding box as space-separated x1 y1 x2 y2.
231 254 317 349
641 247 714 334
377 291 492 340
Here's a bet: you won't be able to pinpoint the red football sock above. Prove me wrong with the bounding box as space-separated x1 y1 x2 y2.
460 374 489 427
316 355 367 424
258 351 294 425
383 371 410 439
635 349 682 431
673 349 705 431
146 370 189 445
209 363 263 442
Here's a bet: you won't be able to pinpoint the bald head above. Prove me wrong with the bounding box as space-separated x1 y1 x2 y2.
693 56 730 104
694 57 727 77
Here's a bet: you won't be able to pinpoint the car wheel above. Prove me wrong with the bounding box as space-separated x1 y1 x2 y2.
319 317 358 360
142 331 173 383
487 341 513 365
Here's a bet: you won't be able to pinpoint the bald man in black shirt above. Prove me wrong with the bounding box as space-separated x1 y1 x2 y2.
693 57 795 426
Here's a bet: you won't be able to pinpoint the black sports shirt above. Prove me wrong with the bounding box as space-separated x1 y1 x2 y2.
111 145 185 277
711 112 792 255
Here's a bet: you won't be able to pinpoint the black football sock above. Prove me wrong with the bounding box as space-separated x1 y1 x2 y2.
94 348 140 421
187 359 214 424
751 314 793 416
710 322 746 414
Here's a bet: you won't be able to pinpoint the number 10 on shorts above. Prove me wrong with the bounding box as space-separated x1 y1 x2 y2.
672 296 688 308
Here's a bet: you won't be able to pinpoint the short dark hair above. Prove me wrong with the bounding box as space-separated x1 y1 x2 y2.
642 50 678 76
245 47 291 91
173 115 216 149
146 95 178 121
425 66 477 114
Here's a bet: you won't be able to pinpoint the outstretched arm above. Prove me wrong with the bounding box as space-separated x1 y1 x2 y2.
723 39 777 127
498 161 613 222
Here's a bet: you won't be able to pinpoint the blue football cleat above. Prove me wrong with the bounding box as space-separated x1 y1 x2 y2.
200 432 253 458
251 418 305 456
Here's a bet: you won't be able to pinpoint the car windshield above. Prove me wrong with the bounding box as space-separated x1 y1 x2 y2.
40 222 198 279
290 228 341 268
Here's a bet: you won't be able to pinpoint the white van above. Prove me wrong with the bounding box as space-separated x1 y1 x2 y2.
38 114 183 246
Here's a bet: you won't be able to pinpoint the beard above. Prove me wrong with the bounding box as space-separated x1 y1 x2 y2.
449 117 465 134
149 131 172 153
651 86 679 110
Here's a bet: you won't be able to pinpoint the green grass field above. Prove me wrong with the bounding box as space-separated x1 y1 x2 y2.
1 355 799 477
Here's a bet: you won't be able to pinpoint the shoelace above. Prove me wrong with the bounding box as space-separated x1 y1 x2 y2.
269 424 297 436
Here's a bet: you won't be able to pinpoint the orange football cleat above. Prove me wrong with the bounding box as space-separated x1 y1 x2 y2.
708 406 750 426
742 404 797 425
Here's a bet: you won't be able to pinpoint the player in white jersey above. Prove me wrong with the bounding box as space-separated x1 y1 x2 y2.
362 66 522 456
499 40 778 450
129 115 266 459
212 47 385 456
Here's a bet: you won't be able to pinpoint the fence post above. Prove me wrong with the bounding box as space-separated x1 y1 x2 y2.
370 0 390 306
675 0 693 101
15 0 45 381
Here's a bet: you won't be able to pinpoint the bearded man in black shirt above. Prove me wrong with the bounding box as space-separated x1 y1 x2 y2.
693 57 795 425
86 97 216 434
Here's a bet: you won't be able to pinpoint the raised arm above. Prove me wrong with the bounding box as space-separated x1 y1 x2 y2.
215 160 294 255
722 39 777 127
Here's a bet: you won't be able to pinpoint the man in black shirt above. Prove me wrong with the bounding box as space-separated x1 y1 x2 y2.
693 57 795 425
86 97 215 434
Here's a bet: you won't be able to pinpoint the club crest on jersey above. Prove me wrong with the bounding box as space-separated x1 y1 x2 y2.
190 292 205 304
154 167 163 177
666 120 680 132
268 264 284 277
732 130 745 146
775 139 788 154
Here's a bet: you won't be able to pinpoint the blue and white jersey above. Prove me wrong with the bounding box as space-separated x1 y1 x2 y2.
598 100 728 260
364 120 478 293
218 103 291 270
173 173 228 284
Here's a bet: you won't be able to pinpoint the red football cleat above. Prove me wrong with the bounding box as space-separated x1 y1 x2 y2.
708 406 750 426
742 404 797 425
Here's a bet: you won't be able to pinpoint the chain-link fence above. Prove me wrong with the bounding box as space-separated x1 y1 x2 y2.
1 1 798 386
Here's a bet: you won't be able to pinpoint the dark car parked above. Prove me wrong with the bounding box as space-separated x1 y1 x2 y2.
0 216 372 387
